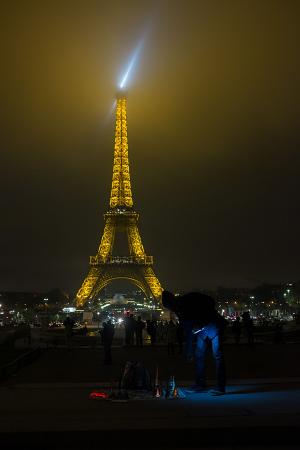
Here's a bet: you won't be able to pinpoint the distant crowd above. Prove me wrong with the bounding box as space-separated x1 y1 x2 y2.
63 311 284 347
98 315 185 364
62 309 286 367
122 314 184 352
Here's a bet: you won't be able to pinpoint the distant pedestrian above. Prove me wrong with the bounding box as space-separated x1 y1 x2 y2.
63 316 75 349
82 324 88 336
129 314 135 345
273 323 284 344
232 317 242 344
146 320 151 344
146 320 157 345
161 321 168 342
101 320 115 364
157 321 164 342
135 316 145 347
124 313 135 346
242 312 254 345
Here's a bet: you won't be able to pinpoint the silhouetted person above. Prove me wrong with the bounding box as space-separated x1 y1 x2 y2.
146 320 152 344
146 319 156 345
273 323 284 344
159 321 168 342
124 313 135 346
148 320 157 345
152 320 158 344
162 290 226 395
82 324 88 336
157 321 164 342
166 320 177 355
63 316 75 349
135 316 145 347
216 314 228 341
101 320 115 364
129 314 135 345
242 311 254 345
232 317 242 344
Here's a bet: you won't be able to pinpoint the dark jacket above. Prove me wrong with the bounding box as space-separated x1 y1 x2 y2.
101 322 115 345
162 291 217 330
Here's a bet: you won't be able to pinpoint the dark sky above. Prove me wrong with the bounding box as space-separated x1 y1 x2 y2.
1 0 299 294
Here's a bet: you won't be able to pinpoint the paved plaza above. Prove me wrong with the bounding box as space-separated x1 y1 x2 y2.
1 378 300 446
0 342 300 448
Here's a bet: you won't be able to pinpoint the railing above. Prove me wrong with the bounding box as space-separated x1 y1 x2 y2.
90 256 153 265
104 208 138 217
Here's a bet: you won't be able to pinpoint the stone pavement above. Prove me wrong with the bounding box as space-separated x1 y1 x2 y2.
1 344 300 448
0 379 300 449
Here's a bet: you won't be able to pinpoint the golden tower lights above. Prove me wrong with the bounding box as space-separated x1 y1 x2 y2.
75 92 163 307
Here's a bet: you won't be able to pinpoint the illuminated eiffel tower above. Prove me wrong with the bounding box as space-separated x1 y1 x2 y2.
75 92 163 307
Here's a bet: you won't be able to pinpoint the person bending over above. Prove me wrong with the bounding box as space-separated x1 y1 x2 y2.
162 290 226 395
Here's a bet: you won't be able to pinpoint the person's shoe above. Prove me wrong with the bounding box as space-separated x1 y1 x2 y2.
184 385 207 393
209 388 225 396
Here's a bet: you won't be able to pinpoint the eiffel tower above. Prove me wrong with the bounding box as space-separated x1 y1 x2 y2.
75 92 163 307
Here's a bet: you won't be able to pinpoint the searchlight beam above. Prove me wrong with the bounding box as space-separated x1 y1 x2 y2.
119 40 144 90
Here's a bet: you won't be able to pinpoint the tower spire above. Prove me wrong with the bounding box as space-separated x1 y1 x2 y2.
109 92 133 208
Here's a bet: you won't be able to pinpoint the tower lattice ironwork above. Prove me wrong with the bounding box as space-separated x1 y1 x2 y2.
75 93 163 307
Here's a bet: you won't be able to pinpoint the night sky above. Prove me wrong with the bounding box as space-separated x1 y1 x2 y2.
1 0 299 294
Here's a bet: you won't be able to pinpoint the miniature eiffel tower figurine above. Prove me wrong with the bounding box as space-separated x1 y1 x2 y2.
153 366 162 398
75 91 163 307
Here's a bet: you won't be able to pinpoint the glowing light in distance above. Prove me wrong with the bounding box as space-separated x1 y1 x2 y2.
119 40 144 89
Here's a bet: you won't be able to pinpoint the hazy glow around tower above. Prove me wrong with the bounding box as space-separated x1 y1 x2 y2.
119 40 144 89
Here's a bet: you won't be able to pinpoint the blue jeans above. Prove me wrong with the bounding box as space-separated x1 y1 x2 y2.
195 322 226 390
